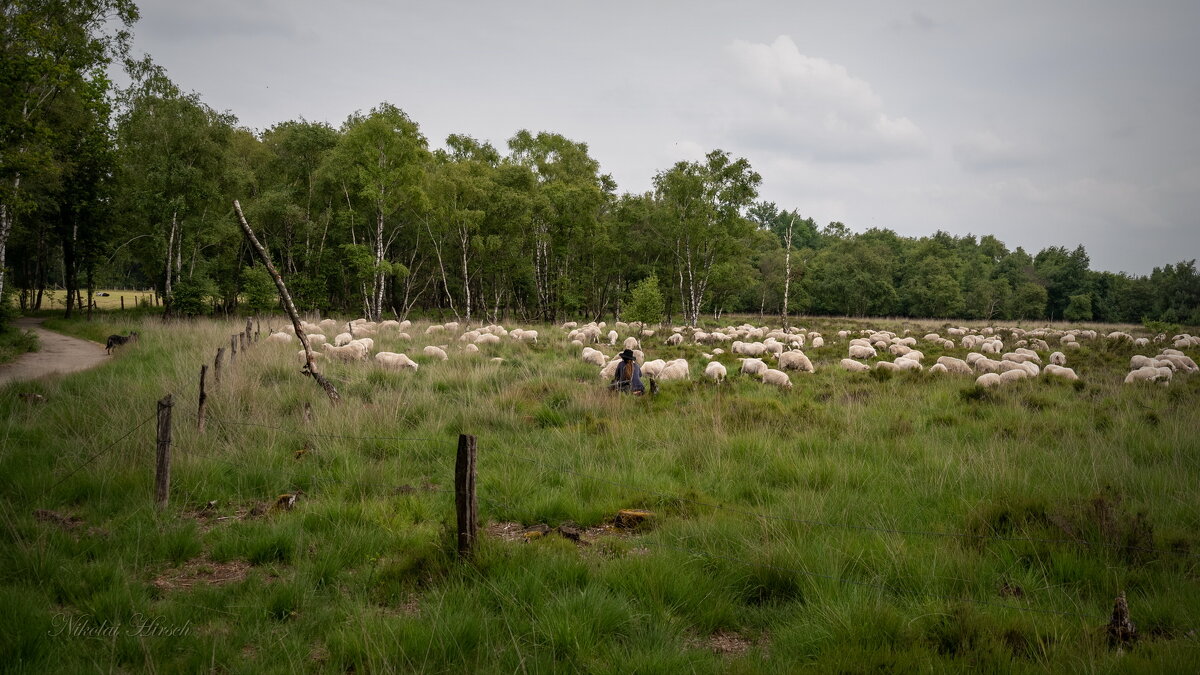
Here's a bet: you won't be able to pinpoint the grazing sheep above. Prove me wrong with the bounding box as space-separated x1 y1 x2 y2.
848 344 877 359
318 318 339 331
840 358 871 373
581 347 607 367
1043 364 1078 381
739 358 768 376
999 369 1030 383
1124 366 1164 384
875 361 900 372
349 337 374 352
599 358 622 380
1002 352 1039 364
894 357 922 371
463 343 480 354
704 361 727 382
973 357 1001 373
810 336 825 349
935 356 972 374
777 350 815 372
475 333 501 345
423 346 448 361
623 336 639 350
666 333 683 346
375 352 419 371
658 359 690 381
322 342 367 361
1050 351 1066 366
975 373 1002 388
333 332 353 347
266 331 293 344
296 349 323 363
426 324 445 335
561 321 578 330
379 320 400 330
641 359 667 378
929 363 948 374
889 343 912 356
608 330 618 345
761 368 792 389
351 325 376 339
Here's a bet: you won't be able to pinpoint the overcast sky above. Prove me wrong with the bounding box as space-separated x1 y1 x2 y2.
126 0 1200 275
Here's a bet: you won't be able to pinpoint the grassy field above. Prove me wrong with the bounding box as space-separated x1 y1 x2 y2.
7 288 156 311
1 313 1198 673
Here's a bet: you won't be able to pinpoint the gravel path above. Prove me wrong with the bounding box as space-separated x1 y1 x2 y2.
0 317 108 387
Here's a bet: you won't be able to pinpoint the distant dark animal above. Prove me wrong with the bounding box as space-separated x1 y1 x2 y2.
105 332 139 355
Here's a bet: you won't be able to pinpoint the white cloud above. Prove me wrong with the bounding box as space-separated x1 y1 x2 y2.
722 36 928 162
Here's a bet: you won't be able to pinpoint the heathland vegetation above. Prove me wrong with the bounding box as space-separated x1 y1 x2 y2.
4 2 1200 672
3 313 1199 671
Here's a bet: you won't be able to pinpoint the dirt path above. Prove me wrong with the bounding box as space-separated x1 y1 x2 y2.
0 317 108 387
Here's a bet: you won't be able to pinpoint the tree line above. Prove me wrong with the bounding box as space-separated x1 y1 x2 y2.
3 0 1198 330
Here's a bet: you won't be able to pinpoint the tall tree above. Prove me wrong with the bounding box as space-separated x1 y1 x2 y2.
323 103 428 321
653 149 760 326
0 0 137 313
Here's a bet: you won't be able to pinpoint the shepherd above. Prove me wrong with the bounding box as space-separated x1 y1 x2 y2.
609 348 645 395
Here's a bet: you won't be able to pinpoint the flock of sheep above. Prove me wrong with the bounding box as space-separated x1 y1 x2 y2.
263 317 1199 392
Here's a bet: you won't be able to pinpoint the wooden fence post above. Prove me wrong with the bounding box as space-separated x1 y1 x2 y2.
155 395 173 509
214 347 224 385
455 434 478 559
198 366 208 433
230 334 237 365
120 296 124 310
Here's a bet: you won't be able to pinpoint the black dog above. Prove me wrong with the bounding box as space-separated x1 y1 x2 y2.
105 332 139 355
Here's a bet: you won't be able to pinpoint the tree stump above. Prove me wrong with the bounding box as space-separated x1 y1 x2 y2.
615 509 654 529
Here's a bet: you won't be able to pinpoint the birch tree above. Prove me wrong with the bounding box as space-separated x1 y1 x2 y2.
324 103 427 321
652 150 760 326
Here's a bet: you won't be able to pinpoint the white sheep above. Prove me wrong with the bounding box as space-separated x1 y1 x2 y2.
935 356 972 374
322 342 367 361
848 344 876 359
739 358 768 376
375 352 419 371
349 337 374 352
658 359 690 381
318 318 339 331
975 373 1002 388
894 357 922 371
1050 351 1066 366
929 363 948 374
666 333 683 346
875 361 900 372
333 332 353 347
425 324 445 335
463 343 480 354
641 359 667 378
704 361 727 382
761 368 792 389
608 330 618 345
1043 364 1078 381
423 346 448 361
623 336 639 350
999 369 1030 383
296 349 323 363
266 331 293 344
840 358 871 373
777 350 815 372
810 336 825 349
581 348 608 367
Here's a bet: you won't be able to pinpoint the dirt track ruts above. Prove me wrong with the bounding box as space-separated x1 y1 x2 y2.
0 317 108 387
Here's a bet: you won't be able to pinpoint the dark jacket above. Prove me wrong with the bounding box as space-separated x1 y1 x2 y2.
611 359 644 394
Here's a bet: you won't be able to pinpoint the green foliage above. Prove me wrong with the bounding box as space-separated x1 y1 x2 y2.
1063 293 1093 321
624 274 665 326
170 276 215 316
241 266 278 312
1142 318 1179 336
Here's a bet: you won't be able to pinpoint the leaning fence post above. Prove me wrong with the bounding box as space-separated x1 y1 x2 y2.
198 366 208 433
155 395 173 509
230 334 237 365
455 434 478 559
214 347 225 385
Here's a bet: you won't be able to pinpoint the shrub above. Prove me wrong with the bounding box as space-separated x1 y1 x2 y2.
624 274 664 326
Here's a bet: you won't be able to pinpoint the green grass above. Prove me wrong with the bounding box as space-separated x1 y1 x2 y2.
0 325 39 365
1 315 1198 672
